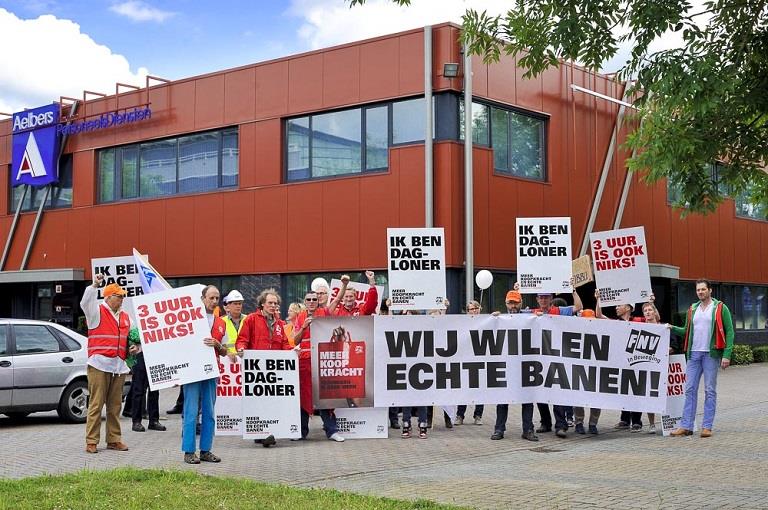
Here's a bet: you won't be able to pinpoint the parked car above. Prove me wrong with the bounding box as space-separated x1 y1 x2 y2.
0 318 130 423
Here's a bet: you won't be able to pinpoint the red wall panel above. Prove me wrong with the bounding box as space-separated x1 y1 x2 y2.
225 68 256 125
360 38 401 102
323 46 360 108
288 54 324 114
194 75 225 130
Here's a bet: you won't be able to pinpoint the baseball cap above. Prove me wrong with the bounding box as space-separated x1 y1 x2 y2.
505 290 522 303
581 309 596 318
103 283 127 298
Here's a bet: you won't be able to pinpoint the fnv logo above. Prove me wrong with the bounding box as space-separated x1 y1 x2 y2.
625 329 662 366
11 104 60 188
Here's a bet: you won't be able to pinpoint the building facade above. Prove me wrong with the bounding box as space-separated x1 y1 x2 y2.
1 23 766 341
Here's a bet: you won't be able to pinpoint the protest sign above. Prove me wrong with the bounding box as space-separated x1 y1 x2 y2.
386 227 447 310
332 408 389 439
215 357 243 436
241 350 301 440
516 217 572 293
590 227 652 307
311 316 375 410
373 314 669 413
661 354 696 435
91 256 145 322
132 284 219 391
572 255 594 288
330 279 384 314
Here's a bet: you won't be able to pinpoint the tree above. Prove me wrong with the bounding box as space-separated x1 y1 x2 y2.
350 0 768 215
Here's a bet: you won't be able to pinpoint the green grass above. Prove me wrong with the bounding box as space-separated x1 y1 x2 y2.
0 468 465 510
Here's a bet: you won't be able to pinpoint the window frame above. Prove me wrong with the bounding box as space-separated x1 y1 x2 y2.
97 127 239 204
10 324 67 356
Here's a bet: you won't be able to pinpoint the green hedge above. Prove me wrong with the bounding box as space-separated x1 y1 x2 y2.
752 345 768 363
731 344 754 365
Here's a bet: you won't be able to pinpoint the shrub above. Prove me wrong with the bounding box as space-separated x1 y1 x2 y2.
751 345 768 363
731 344 753 365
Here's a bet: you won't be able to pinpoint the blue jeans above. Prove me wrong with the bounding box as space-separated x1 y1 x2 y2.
402 407 427 427
457 404 484 419
494 403 534 433
681 351 720 430
181 378 216 453
300 409 339 438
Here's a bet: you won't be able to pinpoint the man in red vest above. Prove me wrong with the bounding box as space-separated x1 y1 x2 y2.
80 274 131 454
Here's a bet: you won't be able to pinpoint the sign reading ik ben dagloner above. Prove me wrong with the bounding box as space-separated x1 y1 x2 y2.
241 350 301 440
516 217 572 294
387 227 446 310
373 314 670 413
132 284 219 391
589 226 652 307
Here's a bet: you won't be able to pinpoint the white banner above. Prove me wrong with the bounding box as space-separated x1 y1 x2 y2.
333 408 389 439
590 226 652 307
661 354 697 435
329 279 384 314
311 316 375 410
387 227 447 310
91 256 145 323
516 217 572 294
242 350 301 439
132 284 219 391
215 356 243 436
373 314 670 413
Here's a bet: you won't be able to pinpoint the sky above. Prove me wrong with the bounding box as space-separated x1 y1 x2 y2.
0 0 686 114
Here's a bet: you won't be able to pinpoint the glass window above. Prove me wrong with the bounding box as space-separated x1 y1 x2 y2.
99 149 116 203
13 325 62 354
508 112 544 180
222 130 239 187
459 101 490 146
178 132 219 193
312 109 362 178
55 329 82 351
735 193 768 221
0 325 6 355
365 106 388 170
736 285 768 330
121 147 139 199
392 98 426 144
140 139 177 197
491 108 509 172
287 117 310 181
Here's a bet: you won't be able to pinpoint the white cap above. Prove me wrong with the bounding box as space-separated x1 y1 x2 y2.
311 277 330 292
223 290 244 304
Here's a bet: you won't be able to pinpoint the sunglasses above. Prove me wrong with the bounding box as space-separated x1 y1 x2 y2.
305 298 318 302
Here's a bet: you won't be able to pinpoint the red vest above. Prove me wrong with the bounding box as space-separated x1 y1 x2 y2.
88 305 130 359
211 315 226 342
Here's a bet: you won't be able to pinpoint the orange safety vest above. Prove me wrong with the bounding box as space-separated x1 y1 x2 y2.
88 305 130 359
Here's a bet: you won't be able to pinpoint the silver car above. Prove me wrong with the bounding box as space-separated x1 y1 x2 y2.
0 318 125 423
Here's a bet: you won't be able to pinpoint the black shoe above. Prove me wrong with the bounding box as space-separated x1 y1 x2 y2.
261 434 276 447
521 430 539 442
167 405 183 415
555 428 567 438
148 421 166 431
589 425 599 435
535 425 552 434
575 423 585 434
132 422 145 432
444 415 453 429
200 451 221 463
390 420 400 429
490 430 504 440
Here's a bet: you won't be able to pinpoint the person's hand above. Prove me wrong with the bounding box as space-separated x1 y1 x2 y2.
594 289 601 300
721 358 730 369
93 273 104 288
293 345 301 352
237 349 244 358
535 311 544 317
129 344 140 355
366 270 375 285
227 353 237 363
491 311 500 316
513 282 520 291
665 323 672 329
649 293 656 303
341 274 350 285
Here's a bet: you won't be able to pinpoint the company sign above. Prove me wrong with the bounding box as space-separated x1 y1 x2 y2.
57 107 151 136
11 104 61 187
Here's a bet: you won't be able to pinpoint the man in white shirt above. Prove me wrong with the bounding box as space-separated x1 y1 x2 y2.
80 274 131 453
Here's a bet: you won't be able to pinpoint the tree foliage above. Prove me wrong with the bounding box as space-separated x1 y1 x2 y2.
350 0 768 215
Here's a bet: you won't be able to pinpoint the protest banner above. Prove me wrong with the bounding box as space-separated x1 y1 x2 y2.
332 408 389 439
572 254 594 288
132 284 219 391
589 226 652 307
373 314 669 413
661 354 696 436
386 227 447 310
329 279 385 314
91 256 145 322
241 350 301 440
215 357 243 436
311 316 375 410
516 217 572 294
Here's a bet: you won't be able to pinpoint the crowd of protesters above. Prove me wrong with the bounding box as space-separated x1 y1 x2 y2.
81 272 733 464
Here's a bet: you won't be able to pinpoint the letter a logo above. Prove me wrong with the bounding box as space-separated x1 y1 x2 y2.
16 132 48 180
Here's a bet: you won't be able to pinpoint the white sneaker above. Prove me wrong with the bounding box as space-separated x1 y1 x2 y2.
329 432 345 442
647 424 657 434
473 417 483 426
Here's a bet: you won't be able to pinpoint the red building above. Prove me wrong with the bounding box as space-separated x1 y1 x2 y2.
1 23 766 341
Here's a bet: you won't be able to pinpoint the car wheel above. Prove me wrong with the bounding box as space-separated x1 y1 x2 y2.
4 412 30 421
58 380 89 423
